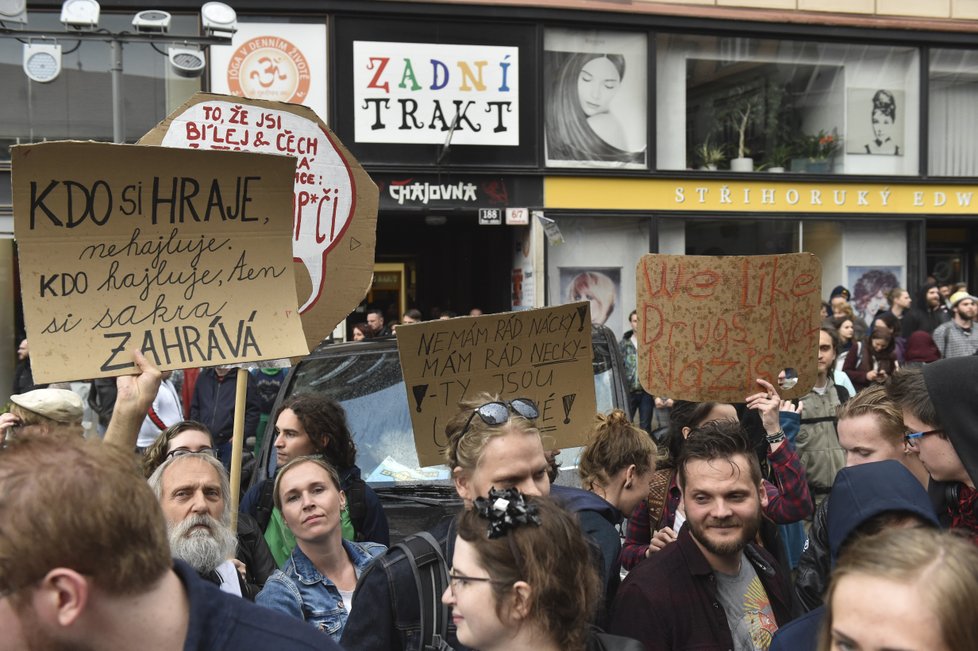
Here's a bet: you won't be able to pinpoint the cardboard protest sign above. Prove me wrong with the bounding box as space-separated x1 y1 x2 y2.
636 253 822 403
12 141 308 383
138 93 378 349
396 303 597 467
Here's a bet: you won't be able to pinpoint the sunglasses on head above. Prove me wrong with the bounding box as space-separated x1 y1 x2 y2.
458 398 539 439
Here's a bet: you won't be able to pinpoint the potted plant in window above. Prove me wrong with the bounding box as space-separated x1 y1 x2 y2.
766 142 793 173
694 139 726 170
726 91 763 172
791 130 841 173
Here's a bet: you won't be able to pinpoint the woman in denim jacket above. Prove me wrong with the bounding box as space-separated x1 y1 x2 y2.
257 456 386 641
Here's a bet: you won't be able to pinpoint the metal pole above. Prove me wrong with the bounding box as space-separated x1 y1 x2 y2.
110 39 124 143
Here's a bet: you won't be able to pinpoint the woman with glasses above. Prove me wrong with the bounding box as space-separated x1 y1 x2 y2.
443 488 643 651
257 456 386 641
342 393 552 651
141 420 217 478
142 419 277 599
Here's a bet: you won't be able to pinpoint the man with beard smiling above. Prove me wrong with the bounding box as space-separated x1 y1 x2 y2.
610 420 792 651
149 452 246 597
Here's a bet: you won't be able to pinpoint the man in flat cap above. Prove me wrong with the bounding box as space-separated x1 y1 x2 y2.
932 291 978 358
0 387 84 446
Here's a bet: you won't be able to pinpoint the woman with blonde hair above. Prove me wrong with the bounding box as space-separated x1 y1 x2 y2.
577 409 656 606
342 393 552 650
444 489 643 651
820 527 978 651
257 456 386 641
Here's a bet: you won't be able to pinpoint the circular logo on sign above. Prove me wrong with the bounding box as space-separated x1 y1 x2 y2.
226 36 311 103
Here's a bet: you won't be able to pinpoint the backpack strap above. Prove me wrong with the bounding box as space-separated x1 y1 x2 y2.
346 476 368 542
392 531 450 650
254 477 276 532
646 468 673 534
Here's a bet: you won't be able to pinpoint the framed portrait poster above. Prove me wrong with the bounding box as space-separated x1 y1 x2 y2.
847 88 905 156
544 29 647 169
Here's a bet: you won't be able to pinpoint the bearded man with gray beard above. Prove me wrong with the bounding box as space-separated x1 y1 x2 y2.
148 452 247 597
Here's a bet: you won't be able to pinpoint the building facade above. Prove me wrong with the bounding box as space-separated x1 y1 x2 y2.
3 0 978 395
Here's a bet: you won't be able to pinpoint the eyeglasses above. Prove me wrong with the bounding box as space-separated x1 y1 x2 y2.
458 398 539 439
165 446 217 460
904 429 942 448
447 568 511 594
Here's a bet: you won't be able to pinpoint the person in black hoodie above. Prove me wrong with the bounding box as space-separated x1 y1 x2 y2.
887 357 978 543
900 282 950 338
770 460 939 651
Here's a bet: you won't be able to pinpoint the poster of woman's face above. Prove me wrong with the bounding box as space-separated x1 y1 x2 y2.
560 267 622 336
847 88 904 156
544 29 647 169
847 266 902 326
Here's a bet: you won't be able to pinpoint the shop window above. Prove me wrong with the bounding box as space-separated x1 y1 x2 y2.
543 28 648 170
929 49 978 177
685 219 799 255
0 12 201 160
656 35 919 176
545 215 651 339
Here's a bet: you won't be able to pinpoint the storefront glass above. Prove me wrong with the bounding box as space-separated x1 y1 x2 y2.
0 12 201 159
657 35 919 176
929 48 978 177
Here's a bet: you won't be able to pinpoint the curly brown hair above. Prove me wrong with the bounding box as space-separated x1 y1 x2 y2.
276 393 357 469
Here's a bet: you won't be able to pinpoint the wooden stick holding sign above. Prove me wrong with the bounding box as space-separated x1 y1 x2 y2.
396 303 597 467
229 367 249 531
635 253 822 403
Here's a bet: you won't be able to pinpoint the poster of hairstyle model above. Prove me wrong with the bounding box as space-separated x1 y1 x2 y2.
847 88 904 156
544 29 647 169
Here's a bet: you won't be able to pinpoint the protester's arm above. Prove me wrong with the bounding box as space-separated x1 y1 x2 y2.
254 573 304 620
103 350 161 451
761 440 813 523
793 497 832 613
842 344 869 386
620 500 652 570
933 324 948 357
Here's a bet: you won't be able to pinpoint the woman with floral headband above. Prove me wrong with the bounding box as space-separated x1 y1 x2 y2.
444 488 644 651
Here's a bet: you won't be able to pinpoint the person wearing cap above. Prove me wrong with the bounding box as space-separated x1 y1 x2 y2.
0 387 84 446
931 290 978 358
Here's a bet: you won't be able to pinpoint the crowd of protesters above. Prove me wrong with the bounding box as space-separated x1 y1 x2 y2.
4 277 978 651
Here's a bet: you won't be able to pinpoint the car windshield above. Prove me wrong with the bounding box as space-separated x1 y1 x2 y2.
273 326 621 487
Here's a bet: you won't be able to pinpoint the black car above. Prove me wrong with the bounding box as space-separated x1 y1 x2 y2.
249 323 629 542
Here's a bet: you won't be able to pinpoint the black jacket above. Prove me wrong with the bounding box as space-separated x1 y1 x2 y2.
190 369 260 444
791 460 937 616
901 283 950 337
236 512 277 600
